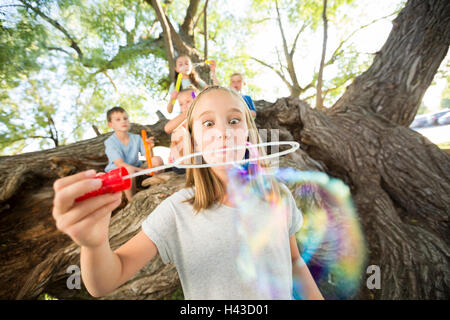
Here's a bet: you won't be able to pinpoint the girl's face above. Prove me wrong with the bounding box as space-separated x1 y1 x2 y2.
191 90 248 165
230 75 244 92
178 91 194 114
175 56 192 76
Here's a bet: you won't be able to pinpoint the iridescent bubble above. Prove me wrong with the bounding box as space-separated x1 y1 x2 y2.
228 163 292 299
227 164 367 300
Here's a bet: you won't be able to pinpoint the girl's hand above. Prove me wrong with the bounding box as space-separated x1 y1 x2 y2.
170 90 179 102
52 170 122 249
208 60 216 73
123 164 143 175
171 129 184 144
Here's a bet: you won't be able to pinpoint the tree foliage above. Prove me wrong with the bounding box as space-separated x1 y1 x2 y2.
0 0 421 155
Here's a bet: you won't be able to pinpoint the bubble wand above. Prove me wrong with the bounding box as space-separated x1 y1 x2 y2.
172 73 183 105
141 129 154 176
75 141 300 201
126 141 299 178
192 60 213 67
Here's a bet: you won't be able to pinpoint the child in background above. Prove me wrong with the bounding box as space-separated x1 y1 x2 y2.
166 55 218 114
104 106 164 201
229 72 257 119
52 86 323 300
164 86 199 174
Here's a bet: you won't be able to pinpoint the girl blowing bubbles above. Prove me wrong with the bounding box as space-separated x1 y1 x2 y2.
167 55 218 114
51 86 323 300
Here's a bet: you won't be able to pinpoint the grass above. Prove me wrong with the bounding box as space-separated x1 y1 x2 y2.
437 141 450 154
163 288 184 300
38 293 58 300
437 141 450 148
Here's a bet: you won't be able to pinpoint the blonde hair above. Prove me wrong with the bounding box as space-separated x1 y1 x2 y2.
181 86 285 213
230 72 244 79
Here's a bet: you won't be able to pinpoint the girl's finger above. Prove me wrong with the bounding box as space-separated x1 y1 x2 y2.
66 198 121 240
53 170 96 192
56 192 121 230
53 178 102 216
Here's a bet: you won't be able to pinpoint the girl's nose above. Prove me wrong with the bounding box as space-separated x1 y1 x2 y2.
216 125 232 142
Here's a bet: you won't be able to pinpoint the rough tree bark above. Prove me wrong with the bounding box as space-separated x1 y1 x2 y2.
305 0 450 299
0 0 448 300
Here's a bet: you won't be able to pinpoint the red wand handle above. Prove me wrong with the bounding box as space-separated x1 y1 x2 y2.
75 167 131 202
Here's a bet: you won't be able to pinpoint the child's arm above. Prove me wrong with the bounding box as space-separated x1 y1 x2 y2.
164 112 186 134
290 235 324 300
52 171 159 297
167 90 179 114
113 158 143 174
81 230 158 297
246 96 257 119
208 60 219 86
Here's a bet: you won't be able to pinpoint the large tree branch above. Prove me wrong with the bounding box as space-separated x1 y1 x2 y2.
179 0 201 47
315 0 328 110
275 48 287 79
290 21 309 58
148 0 176 80
275 0 301 96
193 3 206 32
203 0 209 60
145 0 201 62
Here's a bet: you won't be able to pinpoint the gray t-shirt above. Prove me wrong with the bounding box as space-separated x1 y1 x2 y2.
141 183 303 300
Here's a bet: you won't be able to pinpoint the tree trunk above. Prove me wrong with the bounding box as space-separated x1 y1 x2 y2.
0 0 448 300
299 104 449 299
331 0 450 126
306 0 450 299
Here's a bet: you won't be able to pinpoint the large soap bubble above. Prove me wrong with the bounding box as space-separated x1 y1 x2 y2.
227 163 367 300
